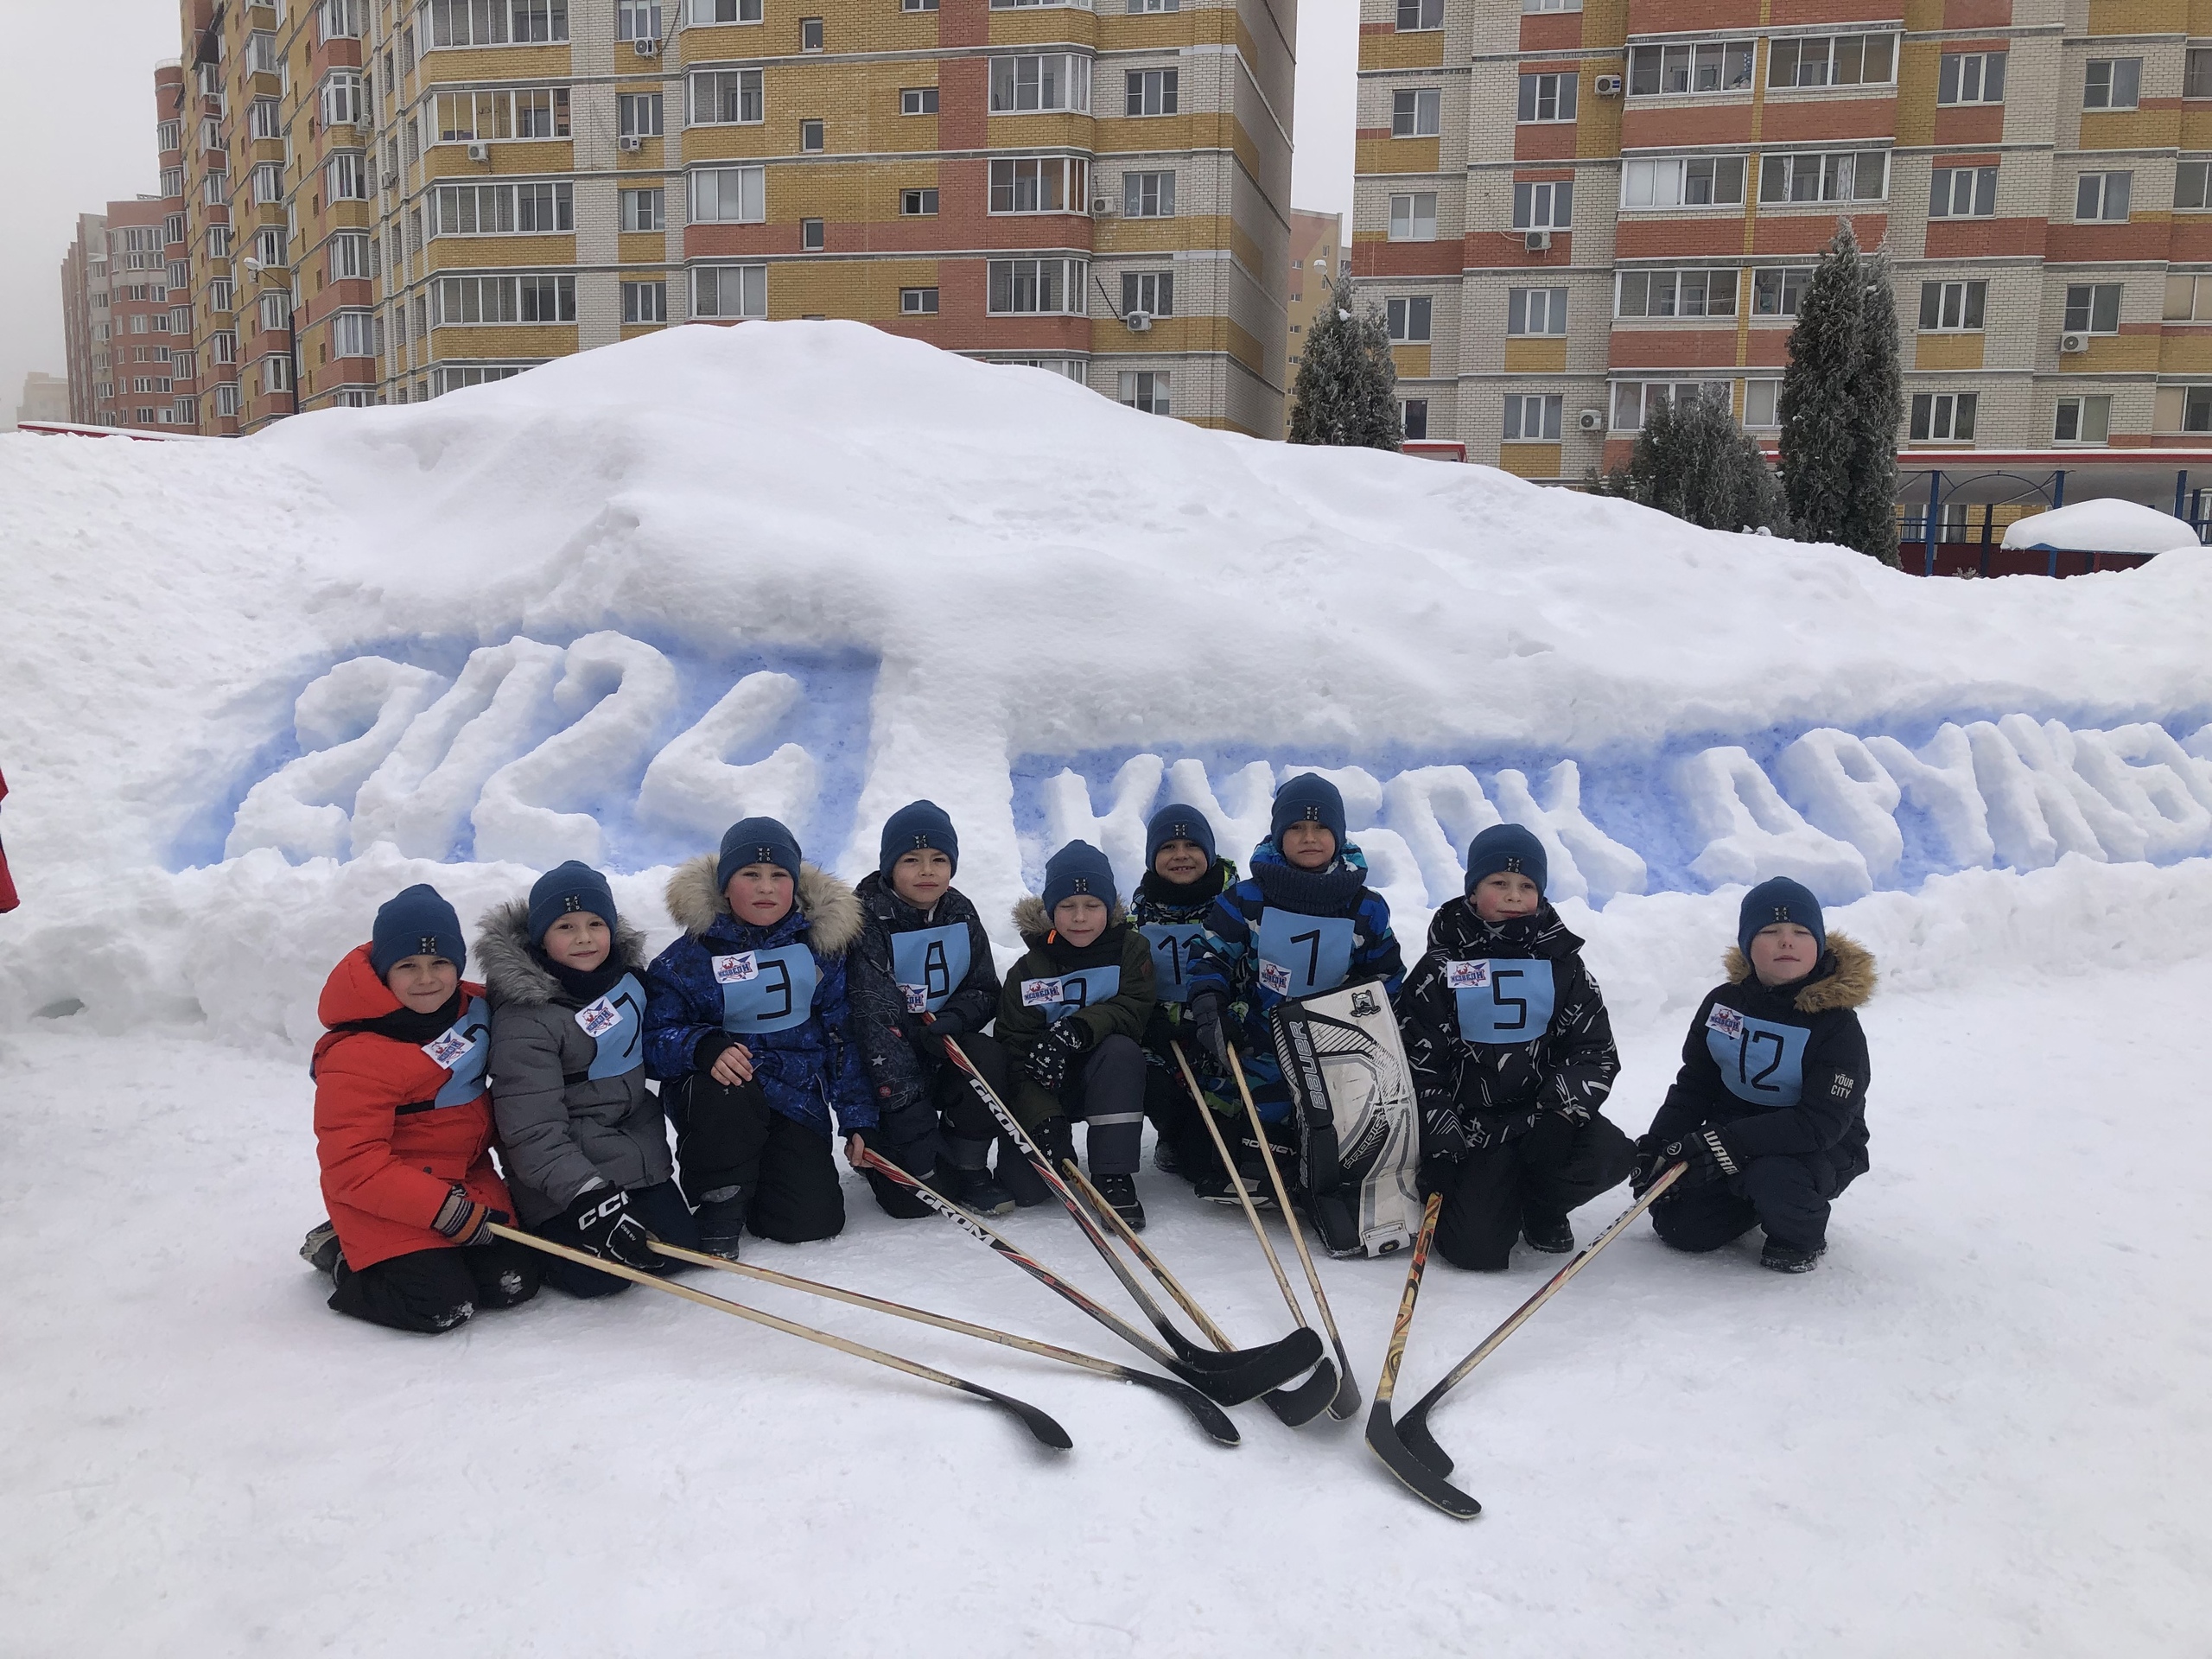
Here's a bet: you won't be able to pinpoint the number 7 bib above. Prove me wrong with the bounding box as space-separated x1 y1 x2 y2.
1253 909 1355 1000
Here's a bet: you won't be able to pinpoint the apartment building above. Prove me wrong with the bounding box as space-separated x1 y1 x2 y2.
1352 0 2212 480
60 213 111 424
1282 206 1341 426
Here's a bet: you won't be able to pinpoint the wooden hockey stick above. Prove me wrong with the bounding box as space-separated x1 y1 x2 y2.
1363 1192 1478 1517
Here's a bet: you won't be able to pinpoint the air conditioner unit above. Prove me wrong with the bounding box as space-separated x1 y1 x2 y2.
633 35 659 54
1090 195 1115 217
466 141 489 162
1593 73 1624 96
1126 311 1153 333
620 134 644 152
1577 408 1604 432
2059 331 2088 354
1524 230 1552 251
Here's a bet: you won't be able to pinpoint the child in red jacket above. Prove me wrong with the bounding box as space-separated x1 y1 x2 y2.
302 885 541 1332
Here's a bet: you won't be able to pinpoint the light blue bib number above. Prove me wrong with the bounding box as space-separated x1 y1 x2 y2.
1253 908 1355 1001
891 923 970 1017
1450 959 1557 1045
1140 924 1209 1007
716 946 820 1035
578 973 646 1081
1022 965 1121 1026
1707 1012 1809 1108
429 995 491 1107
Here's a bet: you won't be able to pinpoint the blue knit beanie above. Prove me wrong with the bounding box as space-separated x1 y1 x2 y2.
717 817 804 892
1465 823 1548 899
527 860 618 946
880 799 959 879
1042 840 1118 916
1738 877 1827 957
1270 772 1346 849
1145 803 1217 870
370 884 466 978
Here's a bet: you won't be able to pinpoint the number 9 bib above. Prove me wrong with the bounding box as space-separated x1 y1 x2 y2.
713 947 819 1035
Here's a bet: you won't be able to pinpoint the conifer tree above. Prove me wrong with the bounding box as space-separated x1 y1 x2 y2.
1602 389 1792 534
1778 219 1903 563
1288 276 1403 450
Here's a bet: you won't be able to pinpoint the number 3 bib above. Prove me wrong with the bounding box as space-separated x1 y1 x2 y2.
713 946 820 1034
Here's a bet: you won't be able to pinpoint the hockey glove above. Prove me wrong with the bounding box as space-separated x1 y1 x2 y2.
1023 1019 1089 1095
567 1184 661 1271
1421 1103 1472 1164
1187 990 1233 1077
1633 1128 1737 1196
1032 1114 1077 1172
431 1183 510 1248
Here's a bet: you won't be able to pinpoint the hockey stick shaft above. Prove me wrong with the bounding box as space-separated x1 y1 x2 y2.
1173 1040 1306 1326
1063 1160 1232 1349
1375 1192 1443 1409
488 1225 1071 1448
1362 1194 1479 1518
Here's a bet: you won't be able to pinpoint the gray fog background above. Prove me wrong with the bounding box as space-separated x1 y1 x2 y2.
1 0 1357 426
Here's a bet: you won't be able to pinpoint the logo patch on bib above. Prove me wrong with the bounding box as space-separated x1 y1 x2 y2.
712 952 759 985
1020 977 1065 1007
575 995 623 1039
1258 961 1293 996
1706 1004 1744 1039
1446 960 1491 990
902 984 930 1013
422 1025 475 1070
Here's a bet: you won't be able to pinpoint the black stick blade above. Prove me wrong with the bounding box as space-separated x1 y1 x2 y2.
1365 1402 1481 1519
964 1382 1074 1451
1326 1340 1363 1421
1261 1358 1338 1428
1394 1405 1453 1477
1120 1369 1242 1446
1173 1325 1325 1406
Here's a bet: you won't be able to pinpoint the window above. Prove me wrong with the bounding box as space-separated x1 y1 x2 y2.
1628 40 1755 96
1516 73 1576 122
1621 156 1745 207
433 181 575 233
903 0 938 10
691 71 764 124
205 171 228 204
429 0 570 44
1122 270 1173 316
157 121 181 151
1118 372 1170 414
210 330 238 364
2178 162 2209 212
436 88 571 140
992 156 1087 213
1611 379 1725 430
264 353 294 393
900 187 939 215
253 162 284 206
690 166 766 222
1128 69 1178 115
800 118 826 151
324 71 365 126
2189 49 2212 99
1124 170 1175 216
1743 378 1781 428
208 226 232 259
200 117 221 152
2164 273 2212 321
987 256 1088 314
1929 166 1999 218
1909 391 1977 441
1129 0 1179 11
622 280 668 323
1503 393 1562 440
800 218 825 250
2181 386 2212 432
991 54 1091 112
689 0 764 19
1393 89 1443 137
1510 286 1573 333
510 1 570 41
1760 149 1886 203
331 311 376 357
1398 0 1443 26
620 92 664 136
2063 283 2124 334
327 153 370 200
1510 181 1570 229
255 227 288 267
1400 398 1429 440
432 273 577 322
2076 171 2133 222
1389 294 1434 340
1767 34 1896 89
1616 268 1736 318
2053 396 2111 444
901 287 940 315
621 188 665 231
249 29 280 72
1917 279 1986 331
997 357 1088 380
329 232 371 278
1938 52 2006 105
433 365 525 396
163 213 185 247
251 98 283 139
211 278 235 313
161 167 184 198
214 384 240 418
800 16 823 49
901 87 939 115
168 306 192 335
2083 58 2142 111
617 1 662 40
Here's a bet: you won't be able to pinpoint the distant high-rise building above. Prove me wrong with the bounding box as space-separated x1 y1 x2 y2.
1282 207 1342 432
60 212 111 425
13 373 71 429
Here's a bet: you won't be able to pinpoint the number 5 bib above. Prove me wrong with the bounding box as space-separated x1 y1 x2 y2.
713 947 820 1034
1254 909 1354 1001
1446 958 1556 1045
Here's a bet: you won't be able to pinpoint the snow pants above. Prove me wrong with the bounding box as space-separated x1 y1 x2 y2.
862 1033 1018 1218
1013 1033 1147 1176
327 1239 541 1334
668 1073 845 1244
1429 1111 1637 1272
1653 1149 1854 1256
1142 1058 1295 1185
531 1180 702 1298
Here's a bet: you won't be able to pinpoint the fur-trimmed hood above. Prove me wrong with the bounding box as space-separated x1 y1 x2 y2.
474 898 651 1008
664 853 864 956
1724 932 1876 1014
1013 893 1129 948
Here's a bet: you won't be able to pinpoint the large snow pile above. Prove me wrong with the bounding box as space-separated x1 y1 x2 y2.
2001 499 2203 556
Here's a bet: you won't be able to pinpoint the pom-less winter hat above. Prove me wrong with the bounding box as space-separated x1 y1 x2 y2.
1464 823 1548 899
1738 876 1827 957
880 799 959 879
1145 804 1217 869
1270 772 1346 849
370 884 467 977
528 861 618 946
717 817 804 891
1043 840 1118 915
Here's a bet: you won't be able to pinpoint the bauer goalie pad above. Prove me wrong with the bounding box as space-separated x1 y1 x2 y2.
1271 982 1422 1259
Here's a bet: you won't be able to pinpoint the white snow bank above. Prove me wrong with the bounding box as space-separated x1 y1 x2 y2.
2001 499 2202 555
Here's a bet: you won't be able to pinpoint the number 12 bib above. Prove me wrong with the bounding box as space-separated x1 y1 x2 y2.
1706 1003 1809 1108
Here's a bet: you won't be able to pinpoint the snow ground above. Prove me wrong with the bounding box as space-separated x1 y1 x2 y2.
5 952 2206 1657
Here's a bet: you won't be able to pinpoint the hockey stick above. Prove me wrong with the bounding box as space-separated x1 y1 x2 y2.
938 1036 1324 1399
1226 1046 1363 1421
487 1224 1070 1451
649 1237 1238 1446
854 1147 1282 1413
1170 1040 1338 1427
1392 1162 1688 1478
1362 1193 1479 1518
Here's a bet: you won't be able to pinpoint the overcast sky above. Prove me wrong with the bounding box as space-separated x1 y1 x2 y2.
0 0 1357 425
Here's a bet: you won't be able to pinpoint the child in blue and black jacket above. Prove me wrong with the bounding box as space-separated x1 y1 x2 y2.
643 817 871 1258
1186 773 1404 1198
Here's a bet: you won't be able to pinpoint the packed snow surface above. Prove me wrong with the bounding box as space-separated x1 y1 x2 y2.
2001 499 2203 556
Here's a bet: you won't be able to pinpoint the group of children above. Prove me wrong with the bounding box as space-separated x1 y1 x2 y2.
303 772 1877 1336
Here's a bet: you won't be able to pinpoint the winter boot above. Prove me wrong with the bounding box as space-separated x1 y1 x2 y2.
299 1220 342 1277
1152 1138 1182 1176
1090 1172 1146 1233
948 1162 1016 1218
1522 1207 1574 1254
1192 1166 1262 1206
1759 1238 1824 1274
693 1192 748 1259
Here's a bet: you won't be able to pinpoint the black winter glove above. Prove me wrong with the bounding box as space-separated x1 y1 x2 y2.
432 1183 510 1248
568 1184 661 1270
1187 990 1232 1076
1023 1019 1089 1095
1632 1128 1738 1198
1031 1114 1077 1172
1421 1103 1472 1164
